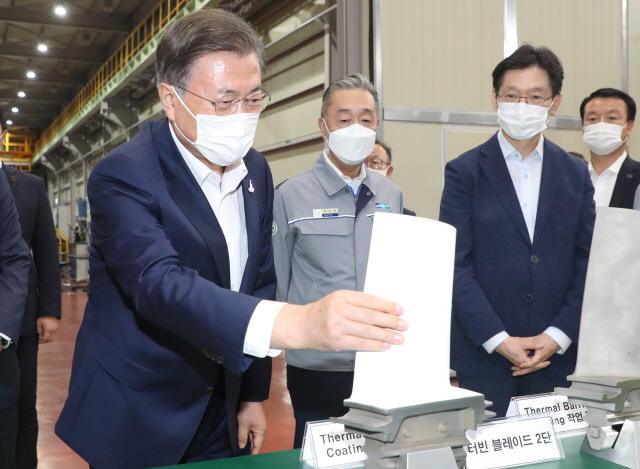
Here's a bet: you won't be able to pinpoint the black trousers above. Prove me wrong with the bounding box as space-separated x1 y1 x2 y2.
15 334 39 469
286 365 354 449
456 372 571 418
0 345 20 469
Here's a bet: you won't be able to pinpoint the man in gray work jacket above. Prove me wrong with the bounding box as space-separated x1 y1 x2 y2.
272 74 403 448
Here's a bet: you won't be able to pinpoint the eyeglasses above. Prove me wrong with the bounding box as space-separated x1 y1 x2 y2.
174 85 271 116
497 93 553 108
369 158 391 170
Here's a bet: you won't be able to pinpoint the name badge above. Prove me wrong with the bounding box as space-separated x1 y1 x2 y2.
375 203 390 210
301 421 366 469
313 208 339 218
506 393 588 435
465 415 564 469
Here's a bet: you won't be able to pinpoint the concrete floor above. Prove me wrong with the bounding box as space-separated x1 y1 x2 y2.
36 291 295 469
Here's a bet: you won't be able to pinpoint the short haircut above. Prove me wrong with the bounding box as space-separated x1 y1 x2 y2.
580 88 636 122
321 74 379 118
375 140 393 163
155 8 267 93
492 44 564 97
0 106 5 132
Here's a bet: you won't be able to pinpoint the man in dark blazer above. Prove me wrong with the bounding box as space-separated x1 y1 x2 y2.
581 88 640 209
1 113 61 469
0 131 31 469
440 45 595 418
55 10 406 469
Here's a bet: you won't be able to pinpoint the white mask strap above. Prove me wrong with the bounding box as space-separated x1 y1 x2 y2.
172 119 196 146
171 86 197 120
544 97 556 125
322 118 331 137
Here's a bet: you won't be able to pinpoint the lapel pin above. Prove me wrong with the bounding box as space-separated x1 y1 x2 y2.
11 176 16 181
248 180 254 192
627 173 634 179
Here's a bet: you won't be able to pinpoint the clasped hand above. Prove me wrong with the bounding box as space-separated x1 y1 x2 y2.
495 333 560 377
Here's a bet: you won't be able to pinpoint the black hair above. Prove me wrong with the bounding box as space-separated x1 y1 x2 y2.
579 88 636 122
156 8 267 92
492 45 564 97
374 140 392 163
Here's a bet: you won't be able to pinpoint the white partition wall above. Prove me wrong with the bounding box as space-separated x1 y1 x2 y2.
372 0 636 220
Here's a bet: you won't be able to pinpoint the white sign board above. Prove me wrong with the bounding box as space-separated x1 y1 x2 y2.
465 415 564 469
300 421 365 469
506 393 588 435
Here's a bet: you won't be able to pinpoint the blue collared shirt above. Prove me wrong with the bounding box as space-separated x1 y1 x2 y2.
497 129 544 243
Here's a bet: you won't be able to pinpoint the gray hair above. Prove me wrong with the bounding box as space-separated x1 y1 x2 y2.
155 8 267 92
320 74 379 118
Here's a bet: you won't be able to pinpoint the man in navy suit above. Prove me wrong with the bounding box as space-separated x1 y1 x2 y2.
55 9 407 469
440 45 595 418
1 109 61 469
0 136 31 469
581 88 640 209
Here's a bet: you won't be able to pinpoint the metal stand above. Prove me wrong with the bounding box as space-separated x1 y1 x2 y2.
556 377 640 468
396 447 458 469
333 394 494 469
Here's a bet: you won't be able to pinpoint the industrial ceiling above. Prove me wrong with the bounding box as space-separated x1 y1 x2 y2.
0 0 157 136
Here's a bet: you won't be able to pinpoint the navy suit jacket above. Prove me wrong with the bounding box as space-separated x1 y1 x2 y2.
2 165 61 336
440 133 595 382
55 119 276 469
0 170 30 407
609 155 640 209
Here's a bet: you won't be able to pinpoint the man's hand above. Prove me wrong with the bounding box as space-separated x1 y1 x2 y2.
37 317 59 344
270 290 407 351
495 336 544 368
237 401 267 455
511 333 560 377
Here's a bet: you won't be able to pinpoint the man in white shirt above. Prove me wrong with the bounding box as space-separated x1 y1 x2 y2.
55 10 407 469
581 88 640 209
439 45 595 418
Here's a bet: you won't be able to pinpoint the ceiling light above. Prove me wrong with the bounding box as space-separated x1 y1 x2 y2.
6 120 12 125
54 5 66 16
17 91 25 98
26 71 36 79
38 43 48 52
11 107 18 113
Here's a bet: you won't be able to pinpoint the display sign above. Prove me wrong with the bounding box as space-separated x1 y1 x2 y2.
465 415 564 469
506 393 588 435
300 421 366 469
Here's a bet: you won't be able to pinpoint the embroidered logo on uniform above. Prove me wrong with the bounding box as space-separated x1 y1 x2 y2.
376 203 391 210
272 221 277 236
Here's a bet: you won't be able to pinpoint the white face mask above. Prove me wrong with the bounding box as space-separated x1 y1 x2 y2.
323 119 377 165
171 86 259 166
368 167 388 177
582 122 628 156
497 101 554 141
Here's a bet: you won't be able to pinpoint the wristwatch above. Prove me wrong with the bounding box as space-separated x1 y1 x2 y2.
0 336 10 351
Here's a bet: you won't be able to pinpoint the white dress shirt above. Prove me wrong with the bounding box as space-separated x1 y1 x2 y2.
588 151 627 208
483 131 572 356
170 124 283 358
323 150 367 194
